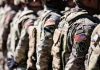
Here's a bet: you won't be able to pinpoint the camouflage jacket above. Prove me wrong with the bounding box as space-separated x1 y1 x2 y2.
85 23 100 70
7 7 37 64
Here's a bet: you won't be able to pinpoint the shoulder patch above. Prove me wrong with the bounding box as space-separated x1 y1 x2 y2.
74 34 87 43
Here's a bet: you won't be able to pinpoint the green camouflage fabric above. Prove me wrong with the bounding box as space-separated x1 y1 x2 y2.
0 5 16 70
85 24 100 70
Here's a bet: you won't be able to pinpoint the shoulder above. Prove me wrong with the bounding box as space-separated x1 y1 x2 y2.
48 12 61 22
91 24 100 38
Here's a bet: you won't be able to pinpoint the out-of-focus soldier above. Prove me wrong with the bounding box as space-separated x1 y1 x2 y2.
7 0 42 70
57 0 100 70
34 0 65 70
0 0 5 70
51 0 76 70
85 23 100 70
0 0 17 70
13 0 43 70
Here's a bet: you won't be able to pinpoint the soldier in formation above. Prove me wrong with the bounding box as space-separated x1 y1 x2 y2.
0 0 18 70
85 23 100 70
35 0 65 70
52 0 100 70
0 0 100 70
7 0 41 70
63 0 100 70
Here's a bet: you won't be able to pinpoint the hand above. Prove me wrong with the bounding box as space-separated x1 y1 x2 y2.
7 57 17 70
27 58 33 69
27 58 36 70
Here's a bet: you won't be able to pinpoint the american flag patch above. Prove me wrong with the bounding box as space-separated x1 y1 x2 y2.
74 34 87 43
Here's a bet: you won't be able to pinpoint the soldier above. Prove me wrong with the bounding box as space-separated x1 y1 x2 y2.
0 0 5 69
35 0 65 70
51 0 76 70
85 23 100 70
7 0 43 70
0 0 4 70
0 0 18 70
63 0 100 70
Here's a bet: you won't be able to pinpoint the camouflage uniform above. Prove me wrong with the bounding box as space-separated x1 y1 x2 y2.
36 10 61 70
35 0 64 70
10 9 37 70
0 0 16 70
51 0 77 69
51 6 73 70
0 2 5 69
64 4 100 69
85 23 100 70
10 0 42 70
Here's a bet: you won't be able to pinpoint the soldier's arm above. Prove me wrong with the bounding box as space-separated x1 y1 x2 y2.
44 12 61 27
65 18 97 70
27 26 37 69
14 19 34 63
86 24 100 70
14 28 29 63
36 12 61 70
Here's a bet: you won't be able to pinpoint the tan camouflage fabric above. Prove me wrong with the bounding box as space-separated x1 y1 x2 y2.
85 24 100 70
8 8 35 59
26 26 37 70
12 8 37 70
0 5 16 70
64 8 99 70
51 14 70 70
34 10 61 70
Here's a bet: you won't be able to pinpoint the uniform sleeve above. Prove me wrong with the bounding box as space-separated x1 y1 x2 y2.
36 12 61 70
74 18 97 56
65 18 97 70
44 12 61 27
14 28 29 63
14 19 34 63
85 24 100 70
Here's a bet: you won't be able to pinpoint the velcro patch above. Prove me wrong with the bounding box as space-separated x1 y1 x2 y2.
74 34 87 43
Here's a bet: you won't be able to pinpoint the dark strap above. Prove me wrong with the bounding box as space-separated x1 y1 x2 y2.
68 13 100 26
